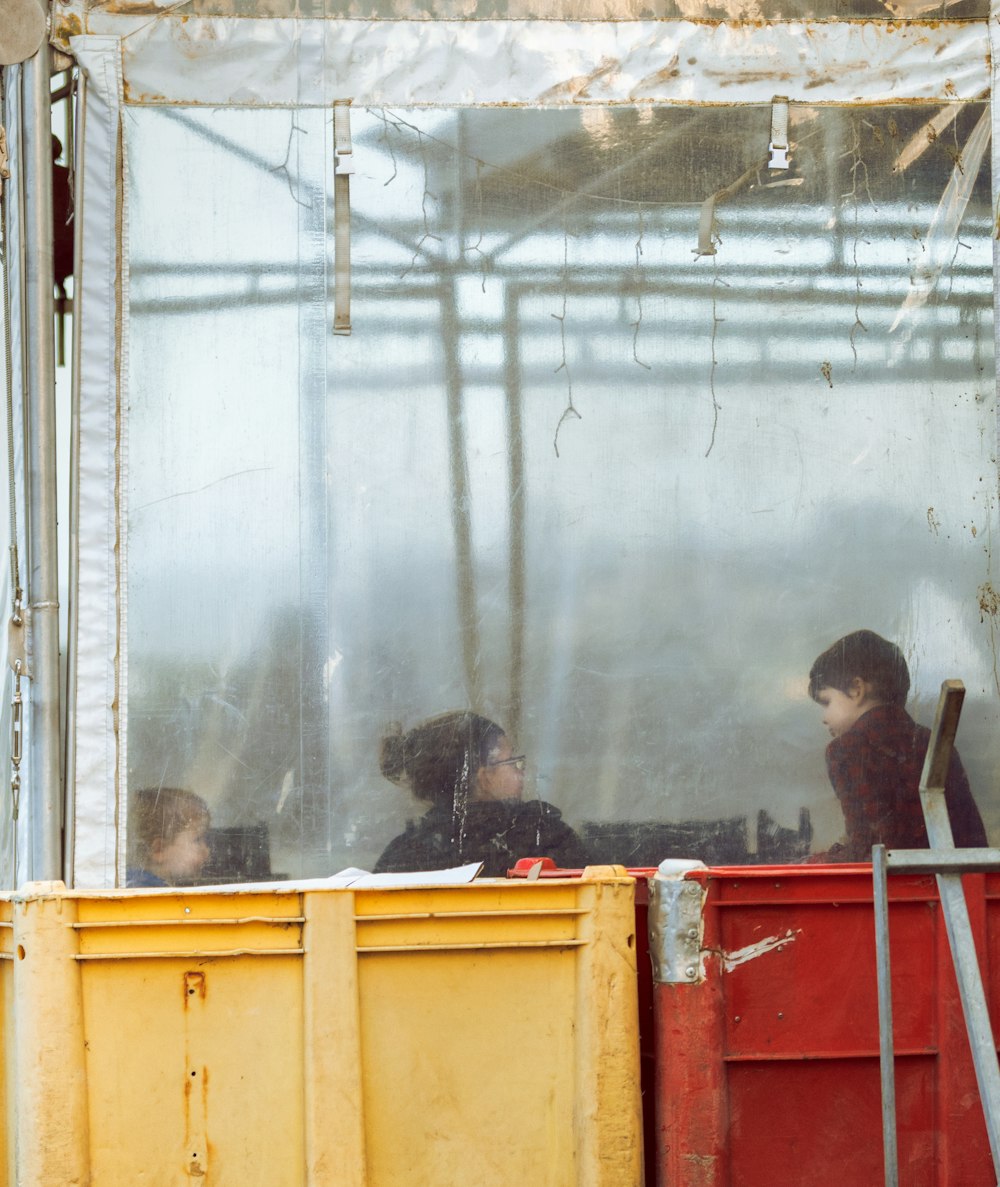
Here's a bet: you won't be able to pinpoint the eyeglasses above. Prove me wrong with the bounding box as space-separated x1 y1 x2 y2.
487 755 526 771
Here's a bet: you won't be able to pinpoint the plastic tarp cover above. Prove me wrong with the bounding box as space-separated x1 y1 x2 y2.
115 101 996 883
68 18 999 886
65 20 990 108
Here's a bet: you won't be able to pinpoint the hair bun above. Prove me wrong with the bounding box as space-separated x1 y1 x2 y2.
379 722 409 787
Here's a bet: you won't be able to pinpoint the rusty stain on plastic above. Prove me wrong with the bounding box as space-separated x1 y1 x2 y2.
184 970 206 1004
978 581 1000 620
183 1066 210 1177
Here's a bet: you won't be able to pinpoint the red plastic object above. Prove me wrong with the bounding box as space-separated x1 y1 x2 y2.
509 857 581 876
654 864 996 1187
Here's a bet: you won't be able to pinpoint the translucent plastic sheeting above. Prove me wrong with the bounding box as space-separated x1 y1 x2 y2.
51 0 990 28
62 20 991 109
121 102 996 881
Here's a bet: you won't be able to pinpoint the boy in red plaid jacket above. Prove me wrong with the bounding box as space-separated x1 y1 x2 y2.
806 630 986 862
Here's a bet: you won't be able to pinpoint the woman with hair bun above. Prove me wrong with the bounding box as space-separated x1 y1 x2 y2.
374 711 589 876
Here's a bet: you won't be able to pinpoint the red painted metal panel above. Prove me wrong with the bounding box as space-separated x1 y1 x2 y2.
653 866 993 1187
510 860 998 1185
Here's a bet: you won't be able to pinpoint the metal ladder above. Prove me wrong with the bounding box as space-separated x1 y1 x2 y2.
873 679 1000 1187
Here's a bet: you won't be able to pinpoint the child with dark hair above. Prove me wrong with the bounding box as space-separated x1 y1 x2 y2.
374 710 589 876
807 630 986 862
127 786 212 887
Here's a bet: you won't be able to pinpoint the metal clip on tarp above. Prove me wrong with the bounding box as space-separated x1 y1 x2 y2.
768 96 790 171
333 100 353 336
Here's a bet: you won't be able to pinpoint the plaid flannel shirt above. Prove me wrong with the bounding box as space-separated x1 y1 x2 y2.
824 703 986 862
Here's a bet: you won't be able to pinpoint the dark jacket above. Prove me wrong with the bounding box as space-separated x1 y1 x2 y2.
819 703 986 861
375 798 590 877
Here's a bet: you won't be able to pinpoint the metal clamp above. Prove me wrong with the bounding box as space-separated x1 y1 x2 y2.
7 604 31 679
648 860 707 984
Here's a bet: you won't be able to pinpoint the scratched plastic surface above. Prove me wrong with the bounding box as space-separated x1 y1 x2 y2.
2 875 641 1187
57 0 991 21
123 103 995 880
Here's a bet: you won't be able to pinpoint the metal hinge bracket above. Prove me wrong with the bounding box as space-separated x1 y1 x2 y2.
648 860 707 984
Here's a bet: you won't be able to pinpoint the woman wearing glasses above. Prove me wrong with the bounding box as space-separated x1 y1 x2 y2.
374 711 589 876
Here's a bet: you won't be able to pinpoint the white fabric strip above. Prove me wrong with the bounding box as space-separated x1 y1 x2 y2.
68 37 126 889
62 17 990 108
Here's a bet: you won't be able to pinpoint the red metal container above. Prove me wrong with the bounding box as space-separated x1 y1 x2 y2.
651 863 995 1187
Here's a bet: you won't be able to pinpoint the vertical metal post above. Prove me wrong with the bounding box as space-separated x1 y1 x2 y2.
21 49 62 882
918 683 1000 1178
63 67 84 887
872 844 899 1187
932 868 1000 1173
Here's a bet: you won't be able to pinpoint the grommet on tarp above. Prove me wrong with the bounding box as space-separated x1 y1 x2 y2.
332 100 354 336
768 95 790 171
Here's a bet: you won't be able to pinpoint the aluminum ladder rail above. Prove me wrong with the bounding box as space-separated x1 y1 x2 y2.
873 679 1000 1187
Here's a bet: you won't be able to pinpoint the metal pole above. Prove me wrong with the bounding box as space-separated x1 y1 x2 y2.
63 69 84 888
21 48 62 883
872 844 899 1187
918 681 1000 1181
931 868 1000 1174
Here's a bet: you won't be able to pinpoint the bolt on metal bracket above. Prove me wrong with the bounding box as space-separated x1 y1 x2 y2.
648 859 707 984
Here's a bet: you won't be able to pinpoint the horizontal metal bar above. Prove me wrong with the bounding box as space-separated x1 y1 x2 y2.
73 947 305 961
886 848 1000 873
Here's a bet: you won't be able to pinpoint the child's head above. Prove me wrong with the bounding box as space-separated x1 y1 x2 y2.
808 630 909 737
128 786 211 885
809 630 910 705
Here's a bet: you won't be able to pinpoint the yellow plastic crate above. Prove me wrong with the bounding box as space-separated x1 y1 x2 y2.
5 869 641 1186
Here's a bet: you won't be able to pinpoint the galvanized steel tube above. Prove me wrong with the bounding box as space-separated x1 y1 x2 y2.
21 48 62 883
